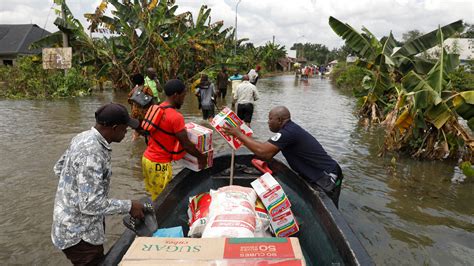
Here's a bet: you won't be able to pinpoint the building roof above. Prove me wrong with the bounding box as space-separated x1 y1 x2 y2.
0 24 50 56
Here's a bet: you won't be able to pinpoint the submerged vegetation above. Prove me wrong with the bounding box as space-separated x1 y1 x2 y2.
329 17 473 162
0 57 91 98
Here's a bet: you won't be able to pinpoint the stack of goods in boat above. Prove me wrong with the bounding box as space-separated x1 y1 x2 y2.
251 173 299 237
210 107 253 150
179 122 213 171
201 185 257 238
187 186 271 238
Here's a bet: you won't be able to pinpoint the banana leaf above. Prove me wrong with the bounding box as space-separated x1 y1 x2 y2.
425 102 452 129
395 109 414 133
329 16 376 60
393 20 463 58
453 94 474 120
403 71 441 109
412 57 436 75
460 91 474 104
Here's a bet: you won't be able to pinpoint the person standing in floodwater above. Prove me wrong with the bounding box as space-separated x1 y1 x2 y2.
233 74 259 127
145 67 162 103
216 66 229 101
247 65 261 86
195 74 217 120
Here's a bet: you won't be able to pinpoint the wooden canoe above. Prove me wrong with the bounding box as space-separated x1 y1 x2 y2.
102 151 373 266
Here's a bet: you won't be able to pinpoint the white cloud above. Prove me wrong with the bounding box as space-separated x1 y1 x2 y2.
1 0 472 50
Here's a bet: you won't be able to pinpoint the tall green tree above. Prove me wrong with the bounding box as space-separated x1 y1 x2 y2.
261 42 286 71
402 29 423 43
290 43 330 64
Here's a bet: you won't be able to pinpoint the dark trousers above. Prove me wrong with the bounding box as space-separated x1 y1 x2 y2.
218 87 227 98
312 165 344 208
202 108 215 120
237 103 254 123
62 240 104 266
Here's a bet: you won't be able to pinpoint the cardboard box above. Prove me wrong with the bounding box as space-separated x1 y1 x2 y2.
270 209 299 238
251 173 291 217
185 122 213 152
210 107 253 150
120 237 305 265
179 149 214 172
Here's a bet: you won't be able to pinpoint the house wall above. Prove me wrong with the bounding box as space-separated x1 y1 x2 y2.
0 56 16 66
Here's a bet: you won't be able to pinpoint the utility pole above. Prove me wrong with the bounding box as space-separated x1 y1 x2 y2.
234 0 242 55
61 0 69 75
272 35 275 45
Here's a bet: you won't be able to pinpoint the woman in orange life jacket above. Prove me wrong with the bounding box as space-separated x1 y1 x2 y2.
140 79 207 200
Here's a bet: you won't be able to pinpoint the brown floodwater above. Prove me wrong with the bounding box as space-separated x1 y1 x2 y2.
0 75 472 265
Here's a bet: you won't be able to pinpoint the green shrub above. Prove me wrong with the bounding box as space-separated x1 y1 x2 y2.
0 56 92 99
330 62 367 91
449 65 474 92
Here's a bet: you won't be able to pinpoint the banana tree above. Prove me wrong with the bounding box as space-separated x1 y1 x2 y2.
260 42 287 71
329 16 397 122
84 0 235 88
329 17 465 123
385 28 473 160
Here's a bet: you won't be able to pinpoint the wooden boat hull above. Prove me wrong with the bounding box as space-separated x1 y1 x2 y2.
103 152 373 266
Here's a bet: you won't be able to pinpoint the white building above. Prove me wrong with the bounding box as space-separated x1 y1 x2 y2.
426 38 473 64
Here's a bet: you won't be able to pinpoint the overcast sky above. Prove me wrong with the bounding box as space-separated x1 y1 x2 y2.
1 0 473 51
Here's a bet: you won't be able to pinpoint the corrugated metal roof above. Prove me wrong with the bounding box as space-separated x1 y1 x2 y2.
0 24 51 55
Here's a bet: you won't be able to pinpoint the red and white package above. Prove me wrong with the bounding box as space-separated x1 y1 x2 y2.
187 192 212 237
254 198 271 237
202 186 257 238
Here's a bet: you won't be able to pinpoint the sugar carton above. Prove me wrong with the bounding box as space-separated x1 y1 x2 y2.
269 208 299 237
179 149 214 172
120 237 306 265
185 122 213 152
251 173 291 217
210 107 253 150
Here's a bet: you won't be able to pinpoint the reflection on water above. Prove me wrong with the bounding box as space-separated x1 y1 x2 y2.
0 75 472 265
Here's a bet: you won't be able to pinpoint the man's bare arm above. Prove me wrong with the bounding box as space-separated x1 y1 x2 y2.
222 126 280 160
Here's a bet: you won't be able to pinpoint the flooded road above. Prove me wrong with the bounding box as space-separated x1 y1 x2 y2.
0 75 472 265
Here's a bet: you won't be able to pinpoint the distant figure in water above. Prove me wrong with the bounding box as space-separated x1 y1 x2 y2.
216 66 229 100
195 74 217 120
228 72 243 108
247 65 261 86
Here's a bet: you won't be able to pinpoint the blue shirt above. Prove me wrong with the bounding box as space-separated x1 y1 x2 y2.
268 120 338 182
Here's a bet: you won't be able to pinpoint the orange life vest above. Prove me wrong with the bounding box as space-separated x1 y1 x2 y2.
142 105 185 161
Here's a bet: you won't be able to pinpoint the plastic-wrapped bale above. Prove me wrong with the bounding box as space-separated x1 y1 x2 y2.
201 185 257 238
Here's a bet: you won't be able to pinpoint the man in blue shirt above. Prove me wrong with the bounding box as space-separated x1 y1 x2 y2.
223 105 344 207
